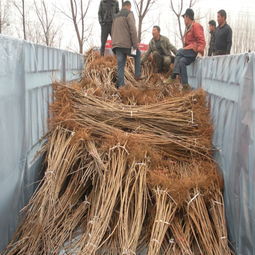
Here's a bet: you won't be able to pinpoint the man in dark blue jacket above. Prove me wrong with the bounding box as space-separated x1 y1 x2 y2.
98 0 119 56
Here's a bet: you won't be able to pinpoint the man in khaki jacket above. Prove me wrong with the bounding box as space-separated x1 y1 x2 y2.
141 26 177 73
112 1 142 88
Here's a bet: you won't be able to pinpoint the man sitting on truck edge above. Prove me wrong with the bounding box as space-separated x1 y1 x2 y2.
164 8 206 89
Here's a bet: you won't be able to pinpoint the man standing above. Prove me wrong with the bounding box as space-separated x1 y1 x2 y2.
208 20 216 56
112 1 142 88
98 0 119 56
141 26 177 73
214 10 232 55
165 9 206 88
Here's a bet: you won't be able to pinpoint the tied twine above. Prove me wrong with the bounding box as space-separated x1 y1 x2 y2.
153 189 167 195
88 216 100 225
188 192 200 206
86 242 97 248
155 219 170 225
59 126 75 136
151 239 160 245
213 200 223 206
45 170 55 179
110 143 129 154
191 110 194 124
169 238 175 244
129 110 138 118
135 162 147 167
122 249 136 255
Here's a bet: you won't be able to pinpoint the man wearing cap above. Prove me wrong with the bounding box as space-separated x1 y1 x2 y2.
141 26 177 73
165 8 206 89
98 0 119 56
208 20 216 56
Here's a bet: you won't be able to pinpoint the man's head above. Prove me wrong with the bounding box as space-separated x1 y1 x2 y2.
208 20 216 32
217 10 227 26
182 8 194 26
152 26 161 39
122 1 131 11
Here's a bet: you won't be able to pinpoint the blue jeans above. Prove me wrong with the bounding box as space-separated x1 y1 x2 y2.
173 49 197 84
115 48 141 87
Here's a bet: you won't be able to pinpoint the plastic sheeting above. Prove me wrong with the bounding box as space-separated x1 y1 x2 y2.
0 35 84 251
188 54 255 255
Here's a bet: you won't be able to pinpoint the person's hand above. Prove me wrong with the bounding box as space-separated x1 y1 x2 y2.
133 43 140 50
197 53 203 59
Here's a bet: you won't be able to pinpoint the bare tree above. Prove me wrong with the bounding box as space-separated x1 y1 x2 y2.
59 0 91 54
13 0 26 40
230 11 255 54
0 0 10 34
133 0 156 43
169 0 197 45
34 0 59 47
26 20 44 44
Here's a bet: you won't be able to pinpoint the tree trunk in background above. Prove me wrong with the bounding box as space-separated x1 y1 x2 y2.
68 0 91 54
0 0 9 34
134 0 156 43
170 0 198 46
34 0 59 47
138 17 142 43
22 0 26 40
13 0 27 40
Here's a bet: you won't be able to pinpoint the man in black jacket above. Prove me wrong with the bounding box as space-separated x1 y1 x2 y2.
208 20 216 56
215 10 232 55
98 0 119 56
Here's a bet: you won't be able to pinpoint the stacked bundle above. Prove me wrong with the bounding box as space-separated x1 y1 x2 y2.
4 51 233 255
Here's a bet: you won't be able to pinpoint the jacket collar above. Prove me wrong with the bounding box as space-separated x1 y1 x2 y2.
153 35 162 42
103 0 116 2
185 21 194 34
218 22 227 29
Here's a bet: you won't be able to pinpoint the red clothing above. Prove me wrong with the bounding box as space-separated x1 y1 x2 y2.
183 22 206 55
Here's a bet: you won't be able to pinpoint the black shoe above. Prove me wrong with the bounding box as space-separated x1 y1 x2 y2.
182 83 191 90
171 73 177 79
135 76 146 81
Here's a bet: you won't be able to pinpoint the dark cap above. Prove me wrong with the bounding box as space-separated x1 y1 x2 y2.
182 8 194 20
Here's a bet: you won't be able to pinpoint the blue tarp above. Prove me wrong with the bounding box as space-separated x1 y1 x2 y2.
0 35 84 251
188 53 255 255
